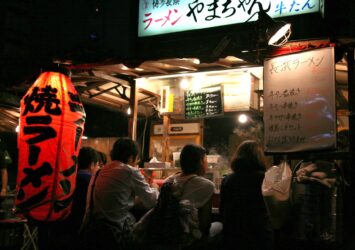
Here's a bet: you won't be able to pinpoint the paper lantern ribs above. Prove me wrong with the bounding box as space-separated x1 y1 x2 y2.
16 71 85 221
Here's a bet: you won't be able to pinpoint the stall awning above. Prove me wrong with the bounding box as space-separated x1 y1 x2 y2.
0 39 352 132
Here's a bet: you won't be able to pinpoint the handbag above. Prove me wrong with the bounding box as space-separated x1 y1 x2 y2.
262 160 292 229
79 169 133 250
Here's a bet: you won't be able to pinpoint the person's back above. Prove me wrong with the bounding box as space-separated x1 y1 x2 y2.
164 144 216 249
92 160 158 224
220 140 273 250
220 163 269 248
71 147 99 230
80 137 159 250
166 174 214 211
50 147 99 250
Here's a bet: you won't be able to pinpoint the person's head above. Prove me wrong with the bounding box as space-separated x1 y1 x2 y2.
97 151 107 168
110 137 139 166
231 140 266 172
180 144 207 175
78 147 99 173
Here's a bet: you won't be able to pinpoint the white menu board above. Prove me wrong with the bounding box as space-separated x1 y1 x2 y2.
263 47 336 153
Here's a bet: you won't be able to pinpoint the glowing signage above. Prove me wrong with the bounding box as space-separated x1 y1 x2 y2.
138 0 320 37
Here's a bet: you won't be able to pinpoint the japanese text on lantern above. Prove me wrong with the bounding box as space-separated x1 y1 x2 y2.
17 72 85 221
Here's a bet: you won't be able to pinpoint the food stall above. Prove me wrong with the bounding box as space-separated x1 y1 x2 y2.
135 66 263 189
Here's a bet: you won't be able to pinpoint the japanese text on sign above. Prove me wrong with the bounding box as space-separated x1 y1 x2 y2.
185 86 223 119
263 47 336 153
139 0 319 36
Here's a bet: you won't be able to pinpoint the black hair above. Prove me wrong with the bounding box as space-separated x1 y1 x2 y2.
110 137 139 164
97 151 107 165
230 140 266 172
180 144 206 175
78 147 99 170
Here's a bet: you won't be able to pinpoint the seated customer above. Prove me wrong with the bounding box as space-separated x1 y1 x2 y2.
49 147 99 250
164 144 217 248
72 147 100 230
80 137 159 250
219 140 273 250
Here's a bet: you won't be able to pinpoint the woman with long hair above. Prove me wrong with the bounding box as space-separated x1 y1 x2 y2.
220 140 273 250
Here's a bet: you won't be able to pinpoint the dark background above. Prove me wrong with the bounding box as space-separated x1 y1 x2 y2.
1 0 354 201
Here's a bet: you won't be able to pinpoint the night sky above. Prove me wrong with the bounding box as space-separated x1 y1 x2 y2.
0 0 137 90
1 0 354 91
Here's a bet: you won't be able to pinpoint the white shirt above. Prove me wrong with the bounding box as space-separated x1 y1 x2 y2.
86 161 159 224
165 173 215 208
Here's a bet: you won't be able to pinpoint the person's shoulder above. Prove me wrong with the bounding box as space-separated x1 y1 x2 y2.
164 173 181 183
193 176 215 190
195 175 214 184
101 161 130 177
221 173 237 186
105 161 129 171
77 169 92 179
223 173 234 180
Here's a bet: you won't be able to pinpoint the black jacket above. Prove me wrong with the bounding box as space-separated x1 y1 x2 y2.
220 162 273 250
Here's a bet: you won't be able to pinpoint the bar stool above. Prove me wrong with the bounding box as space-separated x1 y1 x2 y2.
22 220 38 250
0 217 38 250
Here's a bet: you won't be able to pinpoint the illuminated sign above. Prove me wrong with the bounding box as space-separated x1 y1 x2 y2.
138 0 320 37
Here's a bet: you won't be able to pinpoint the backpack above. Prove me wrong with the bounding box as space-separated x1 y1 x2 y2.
133 180 201 249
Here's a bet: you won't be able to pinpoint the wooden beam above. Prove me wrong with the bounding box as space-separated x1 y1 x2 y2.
158 59 198 71
128 79 138 140
90 70 130 87
95 65 140 77
138 88 160 98
162 115 170 162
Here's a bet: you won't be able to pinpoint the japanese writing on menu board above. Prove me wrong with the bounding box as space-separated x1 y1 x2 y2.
185 86 223 119
263 47 336 153
138 0 319 37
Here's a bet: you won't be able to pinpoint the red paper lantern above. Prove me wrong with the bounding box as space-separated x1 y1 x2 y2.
16 71 85 222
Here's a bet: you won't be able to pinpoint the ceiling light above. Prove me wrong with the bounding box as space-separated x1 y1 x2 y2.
258 10 292 47
267 22 291 46
191 58 200 64
238 114 248 124
225 56 245 62
121 64 129 70
180 78 189 89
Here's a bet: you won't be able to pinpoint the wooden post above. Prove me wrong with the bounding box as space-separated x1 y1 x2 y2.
128 79 138 140
347 47 355 229
162 115 170 162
